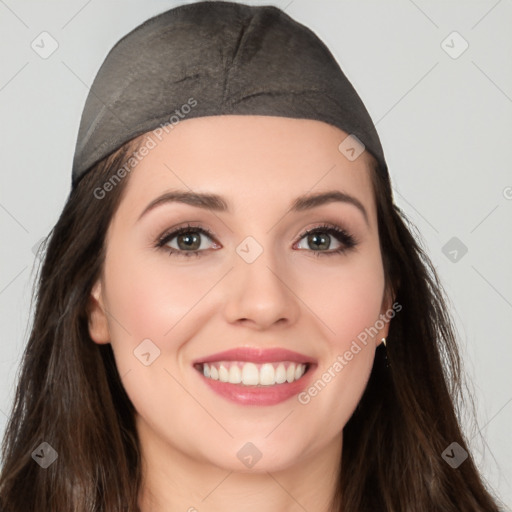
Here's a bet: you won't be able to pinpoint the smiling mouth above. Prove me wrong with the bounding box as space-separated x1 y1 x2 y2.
194 361 312 386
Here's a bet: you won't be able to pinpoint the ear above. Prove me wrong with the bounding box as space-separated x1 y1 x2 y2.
87 280 110 344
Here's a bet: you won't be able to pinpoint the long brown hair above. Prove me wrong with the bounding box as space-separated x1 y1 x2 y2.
0 136 503 511
336 162 503 511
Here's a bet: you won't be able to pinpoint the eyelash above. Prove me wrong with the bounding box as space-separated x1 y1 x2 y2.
155 223 358 258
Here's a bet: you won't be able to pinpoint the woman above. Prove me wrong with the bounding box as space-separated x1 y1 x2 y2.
0 1 504 511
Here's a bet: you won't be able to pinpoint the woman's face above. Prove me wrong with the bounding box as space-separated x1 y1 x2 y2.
88 115 392 473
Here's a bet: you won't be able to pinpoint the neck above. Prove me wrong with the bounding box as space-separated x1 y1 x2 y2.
136 415 342 512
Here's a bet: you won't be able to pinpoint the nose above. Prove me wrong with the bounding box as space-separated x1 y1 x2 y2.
222 245 301 330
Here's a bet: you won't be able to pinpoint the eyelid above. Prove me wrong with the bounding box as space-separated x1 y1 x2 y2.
294 223 359 252
156 222 219 248
155 221 359 257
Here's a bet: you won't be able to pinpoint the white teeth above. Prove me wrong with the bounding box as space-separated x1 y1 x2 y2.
218 364 229 382
286 364 295 383
275 363 287 384
200 361 307 386
228 364 242 384
241 362 259 385
260 363 275 386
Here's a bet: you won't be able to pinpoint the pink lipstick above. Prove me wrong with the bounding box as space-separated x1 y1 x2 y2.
193 347 317 406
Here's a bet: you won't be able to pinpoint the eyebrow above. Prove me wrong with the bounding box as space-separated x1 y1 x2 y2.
137 189 369 226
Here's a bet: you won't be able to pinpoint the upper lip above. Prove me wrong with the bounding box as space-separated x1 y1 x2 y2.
193 347 316 365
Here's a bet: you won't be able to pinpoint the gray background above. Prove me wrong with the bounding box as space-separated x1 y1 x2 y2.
0 0 511 508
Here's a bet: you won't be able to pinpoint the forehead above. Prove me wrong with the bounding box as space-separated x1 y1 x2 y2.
118 115 377 224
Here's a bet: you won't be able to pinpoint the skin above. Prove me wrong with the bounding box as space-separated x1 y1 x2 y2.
88 115 393 512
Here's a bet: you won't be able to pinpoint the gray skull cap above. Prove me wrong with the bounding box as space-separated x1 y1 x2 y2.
71 0 388 188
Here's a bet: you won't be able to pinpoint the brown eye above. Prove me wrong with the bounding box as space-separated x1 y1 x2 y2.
295 224 358 256
174 231 202 251
156 224 219 258
304 232 331 251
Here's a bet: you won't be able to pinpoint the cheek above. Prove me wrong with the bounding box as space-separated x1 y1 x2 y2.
294 249 385 425
103 247 215 344
296 248 386 347
100 248 217 426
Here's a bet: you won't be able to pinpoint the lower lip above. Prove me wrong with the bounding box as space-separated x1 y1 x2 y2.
195 365 316 406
